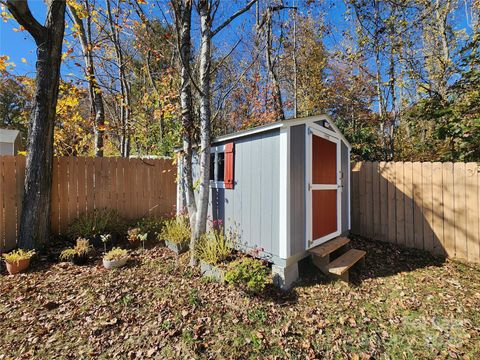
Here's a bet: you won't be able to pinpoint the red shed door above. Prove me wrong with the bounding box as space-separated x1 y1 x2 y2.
307 128 341 247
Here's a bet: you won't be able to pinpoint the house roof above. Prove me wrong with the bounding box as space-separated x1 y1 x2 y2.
0 128 20 143
212 114 351 148
174 114 352 152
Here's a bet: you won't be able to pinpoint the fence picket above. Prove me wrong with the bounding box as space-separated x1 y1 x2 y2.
412 162 424 250
351 163 360 234
404 162 414 248
386 162 396 243
395 162 405 245
465 163 479 263
454 162 467 260
379 162 388 241
432 162 445 255
443 163 455 257
372 162 381 240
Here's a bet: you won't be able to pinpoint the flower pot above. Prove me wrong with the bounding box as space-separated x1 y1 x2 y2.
72 254 89 265
200 260 225 283
165 240 188 255
103 257 128 270
5 258 31 275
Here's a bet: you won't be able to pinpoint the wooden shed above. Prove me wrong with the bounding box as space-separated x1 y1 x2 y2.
178 115 364 288
0 128 21 155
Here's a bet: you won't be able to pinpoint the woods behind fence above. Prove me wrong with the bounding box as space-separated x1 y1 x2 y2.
0 156 177 250
351 161 480 263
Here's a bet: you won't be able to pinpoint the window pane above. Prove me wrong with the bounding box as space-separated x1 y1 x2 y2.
217 152 225 181
210 153 215 181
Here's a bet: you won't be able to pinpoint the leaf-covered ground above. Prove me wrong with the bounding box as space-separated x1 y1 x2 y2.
0 237 479 359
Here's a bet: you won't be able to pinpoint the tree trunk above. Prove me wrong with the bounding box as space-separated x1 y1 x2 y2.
192 0 213 265
106 0 130 157
68 1 105 157
265 11 285 120
6 0 66 249
172 0 197 231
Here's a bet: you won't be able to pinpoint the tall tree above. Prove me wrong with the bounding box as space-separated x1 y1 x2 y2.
5 0 66 248
68 0 106 157
171 0 197 238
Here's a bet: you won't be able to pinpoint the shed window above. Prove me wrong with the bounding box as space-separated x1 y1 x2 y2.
210 143 234 189
210 145 225 188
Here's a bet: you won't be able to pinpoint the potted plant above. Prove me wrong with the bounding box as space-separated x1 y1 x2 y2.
127 227 141 247
197 229 233 282
158 216 190 254
3 249 36 275
60 238 93 265
103 248 129 269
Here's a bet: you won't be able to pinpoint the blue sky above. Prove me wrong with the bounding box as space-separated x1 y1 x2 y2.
0 0 349 77
0 0 473 81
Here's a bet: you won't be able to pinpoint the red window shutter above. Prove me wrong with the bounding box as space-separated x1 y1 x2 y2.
224 142 235 189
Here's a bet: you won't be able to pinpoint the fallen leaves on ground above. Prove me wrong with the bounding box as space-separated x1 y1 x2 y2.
0 236 479 359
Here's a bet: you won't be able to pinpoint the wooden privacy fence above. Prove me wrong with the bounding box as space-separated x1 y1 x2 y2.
351 161 480 263
0 156 177 250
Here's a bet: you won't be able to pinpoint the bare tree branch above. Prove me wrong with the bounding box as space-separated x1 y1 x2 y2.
211 0 257 38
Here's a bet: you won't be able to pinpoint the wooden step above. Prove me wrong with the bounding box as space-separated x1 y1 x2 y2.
308 237 350 258
327 249 366 277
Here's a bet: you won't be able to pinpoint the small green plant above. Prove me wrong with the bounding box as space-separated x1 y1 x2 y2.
100 233 112 253
103 248 128 261
197 228 233 265
225 257 270 294
67 208 127 239
158 216 190 245
188 289 201 306
60 238 93 262
3 249 36 264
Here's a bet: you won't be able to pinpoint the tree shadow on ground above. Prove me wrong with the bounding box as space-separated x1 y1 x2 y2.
296 235 446 288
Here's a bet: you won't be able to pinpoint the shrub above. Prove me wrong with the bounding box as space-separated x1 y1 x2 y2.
225 257 270 294
136 217 163 236
3 249 35 264
60 238 93 261
197 229 233 265
104 248 128 261
158 216 190 245
67 208 127 240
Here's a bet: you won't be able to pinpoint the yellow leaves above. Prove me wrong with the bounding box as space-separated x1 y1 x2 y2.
12 26 25 32
0 55 15 71
21 58 27 64
62 47 74 61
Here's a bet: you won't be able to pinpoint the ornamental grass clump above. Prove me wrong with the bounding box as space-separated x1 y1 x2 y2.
67 208 127 240
197 229 233 266
158 216 190 245
103 248 128 261
60 238 93 265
